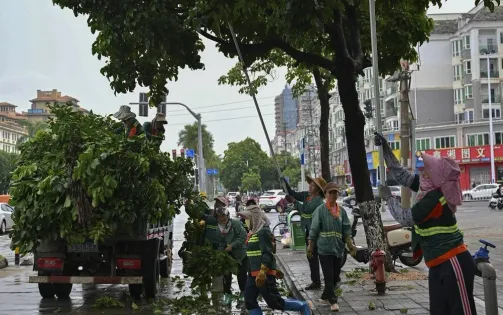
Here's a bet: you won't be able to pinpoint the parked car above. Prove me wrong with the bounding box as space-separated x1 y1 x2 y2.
259 190 286 212
342 187 381 206
0 202 14 234
389 186 401 200
463 184 499 201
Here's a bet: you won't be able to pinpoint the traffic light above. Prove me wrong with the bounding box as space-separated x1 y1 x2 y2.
363 99 373 119
172 149 177 159
139 92 149 117
180 148 185 158
157 94 167 115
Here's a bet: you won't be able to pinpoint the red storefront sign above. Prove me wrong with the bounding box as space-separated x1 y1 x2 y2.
422 145 503 164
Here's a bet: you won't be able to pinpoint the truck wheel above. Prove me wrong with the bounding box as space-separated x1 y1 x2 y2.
144 258 160 298
38 283 56 298
54 283 73 299
160 247 173 278
128 284 142 299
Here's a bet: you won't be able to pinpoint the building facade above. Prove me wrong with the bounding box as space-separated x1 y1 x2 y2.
0 121 28 154
0 102 27 123
330 3 503 189
24 89 89 121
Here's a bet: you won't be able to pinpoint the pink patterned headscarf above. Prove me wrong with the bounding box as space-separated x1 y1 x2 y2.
420 153 462 213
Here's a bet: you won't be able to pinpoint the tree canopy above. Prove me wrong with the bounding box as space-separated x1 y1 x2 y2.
177 122 220 169
0 151 18 194
241 170 262 192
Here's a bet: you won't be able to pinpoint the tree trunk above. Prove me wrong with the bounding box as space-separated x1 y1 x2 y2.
313 70 332 183
337 72 394 272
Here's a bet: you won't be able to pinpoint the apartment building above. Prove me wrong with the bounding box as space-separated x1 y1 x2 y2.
330 3 503 189
0 102 27 123
0 121 28 154
24 89 89 121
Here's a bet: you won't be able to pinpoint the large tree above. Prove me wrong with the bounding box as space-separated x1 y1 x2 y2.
54 0 499 270
0 151 18 194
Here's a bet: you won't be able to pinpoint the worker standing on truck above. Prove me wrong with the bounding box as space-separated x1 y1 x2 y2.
143 113 167 148
113 105 143 138
213 206 248 305
238 205 311 315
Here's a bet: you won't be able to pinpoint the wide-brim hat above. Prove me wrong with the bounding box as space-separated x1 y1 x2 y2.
154 113 168 124
306 175 327 193
214 196 228 207
113 105 136 121
324 182 340 194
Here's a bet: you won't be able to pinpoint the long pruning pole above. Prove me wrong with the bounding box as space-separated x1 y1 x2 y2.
227 23 284 186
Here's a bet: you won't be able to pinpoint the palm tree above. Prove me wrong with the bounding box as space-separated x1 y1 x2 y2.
178 122 221 169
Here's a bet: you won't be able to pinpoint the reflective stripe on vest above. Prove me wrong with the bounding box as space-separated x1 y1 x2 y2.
206 225 217 230
413 196 461 237
301 213 313 219
247 250 261 257
320 231 342 239
248 235 259 243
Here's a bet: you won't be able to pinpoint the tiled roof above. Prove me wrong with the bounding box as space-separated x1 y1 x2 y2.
0 121 29 135
0 102 17 107
471 6 503 21
431 19 458 35
30 95 79 103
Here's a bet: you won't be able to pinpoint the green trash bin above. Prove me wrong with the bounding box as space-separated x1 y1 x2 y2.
287 210 305 250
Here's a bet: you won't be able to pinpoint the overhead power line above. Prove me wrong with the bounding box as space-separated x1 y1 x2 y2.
168 113 275 126
165 95 276 113
168 103 274 117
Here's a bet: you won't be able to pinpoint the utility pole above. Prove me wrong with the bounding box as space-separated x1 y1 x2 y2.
398 61 412 209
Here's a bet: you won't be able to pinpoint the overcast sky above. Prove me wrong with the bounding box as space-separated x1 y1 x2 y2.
0 0 478 155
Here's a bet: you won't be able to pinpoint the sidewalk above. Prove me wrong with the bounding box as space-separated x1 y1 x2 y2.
276 248 493 315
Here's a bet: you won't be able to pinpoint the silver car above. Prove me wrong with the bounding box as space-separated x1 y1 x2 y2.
0 203 14 234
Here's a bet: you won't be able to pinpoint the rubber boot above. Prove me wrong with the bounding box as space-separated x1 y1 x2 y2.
284 299 311 315
223 293 233 306
248 308 263 315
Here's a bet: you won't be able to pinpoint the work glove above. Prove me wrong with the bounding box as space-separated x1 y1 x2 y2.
345 236 357 258
307 241 314 259
374 132 390 148
275 269 284 280
378 185 392 200
285 195 296 203
199 220 206 227
255 264 269 287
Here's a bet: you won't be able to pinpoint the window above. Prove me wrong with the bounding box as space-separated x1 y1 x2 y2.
500 32 503 44
495 131 503 144
465 109 474 123
483 108 501 119
464 35 471 49
456 112 465 124
416 138 431 151
453 65 463 81
454 89 464 104
452 40 461 57
467 133 489 146
392 120 399 131
464 61 472 74
464 85 473 99
389 141 400 150
435 136 456 149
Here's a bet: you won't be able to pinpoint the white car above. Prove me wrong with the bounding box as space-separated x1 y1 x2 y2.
259 190 286 213
463 184 499 201
0 203 14 234
389 186 402 199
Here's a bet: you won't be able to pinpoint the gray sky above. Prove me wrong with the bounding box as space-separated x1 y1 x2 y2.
0 0 477 155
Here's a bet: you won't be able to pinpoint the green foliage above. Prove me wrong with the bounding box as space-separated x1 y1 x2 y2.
177 122 221 169
10 105 195 254
0 151 18 194
241 170 262 191
180 196 238 294
219 138 270 190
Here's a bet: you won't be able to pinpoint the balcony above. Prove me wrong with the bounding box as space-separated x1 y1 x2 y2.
27 109 46 114
481 95 501 104
480 70 500 78
479 44 498 55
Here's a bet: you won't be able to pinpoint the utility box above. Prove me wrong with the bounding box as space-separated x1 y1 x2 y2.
287 211 305 250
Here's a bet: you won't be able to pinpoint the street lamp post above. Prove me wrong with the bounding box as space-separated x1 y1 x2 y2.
486 54 496 183
369 0 385 185
129 101 206 192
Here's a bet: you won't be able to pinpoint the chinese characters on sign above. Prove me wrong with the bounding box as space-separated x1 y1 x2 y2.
423 145 503 164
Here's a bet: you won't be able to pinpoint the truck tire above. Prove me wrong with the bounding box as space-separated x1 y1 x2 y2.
54 283 73 299
129 284 142 299
38 283 56 298
160 247 172 278
144 258 160 298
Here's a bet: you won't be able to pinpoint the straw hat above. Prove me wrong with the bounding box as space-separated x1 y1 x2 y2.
306 175 327 193
113 105 136 121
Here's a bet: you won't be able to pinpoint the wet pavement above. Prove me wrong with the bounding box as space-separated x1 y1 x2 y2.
0 205 290 314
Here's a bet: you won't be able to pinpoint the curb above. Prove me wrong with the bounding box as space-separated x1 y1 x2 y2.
275 253 306 302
